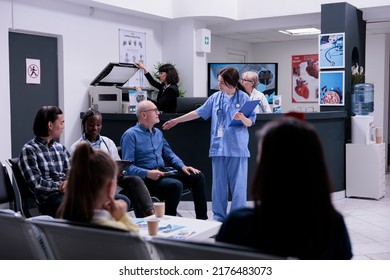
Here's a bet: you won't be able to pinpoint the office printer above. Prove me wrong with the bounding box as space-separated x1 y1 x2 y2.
89 63 139 113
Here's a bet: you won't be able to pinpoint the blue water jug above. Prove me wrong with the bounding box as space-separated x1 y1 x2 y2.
352 83 374 115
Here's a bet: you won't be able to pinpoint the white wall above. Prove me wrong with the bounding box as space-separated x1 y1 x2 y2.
1 0 389 161
0 0 163 159
162 19 197 97
208 35 254 63
366 34 390 146
193 21 210 97
0 0 12 162
161 18 213 97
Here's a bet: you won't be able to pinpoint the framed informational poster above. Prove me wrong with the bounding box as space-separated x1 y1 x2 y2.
319 71 344 106
119 29 146 87
319 33 345 69
291 54 318 103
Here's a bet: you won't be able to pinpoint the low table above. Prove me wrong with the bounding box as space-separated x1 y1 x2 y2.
131 215 222 241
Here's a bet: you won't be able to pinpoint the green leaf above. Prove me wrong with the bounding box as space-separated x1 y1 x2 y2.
153 61 186 97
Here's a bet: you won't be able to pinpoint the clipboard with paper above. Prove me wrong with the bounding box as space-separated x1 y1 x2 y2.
229 100 259 127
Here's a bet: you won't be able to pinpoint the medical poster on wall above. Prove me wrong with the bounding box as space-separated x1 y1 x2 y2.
119 29 146 87
319 71 344 106
319 33 345 69
291 54 318 103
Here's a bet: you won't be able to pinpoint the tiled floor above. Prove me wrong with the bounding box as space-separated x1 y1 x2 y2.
176 173 390 260
332 174 390 260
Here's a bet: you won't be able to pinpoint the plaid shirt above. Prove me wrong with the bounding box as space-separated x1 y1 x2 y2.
19 136 70 204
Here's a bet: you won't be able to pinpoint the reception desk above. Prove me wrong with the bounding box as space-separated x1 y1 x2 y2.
96 111 347 200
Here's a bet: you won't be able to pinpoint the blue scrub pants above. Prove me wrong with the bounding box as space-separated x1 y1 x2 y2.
211 156 248 221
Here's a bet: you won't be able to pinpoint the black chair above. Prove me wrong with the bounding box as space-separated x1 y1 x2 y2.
7 158 39 217
176 97 208 113
176 188 191 217
148 237 287 260
0 162 18 211
29 218 153 260
0 210 49 259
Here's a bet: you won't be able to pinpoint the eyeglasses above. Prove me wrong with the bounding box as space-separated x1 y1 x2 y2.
240 78 253 83
142 108 159 113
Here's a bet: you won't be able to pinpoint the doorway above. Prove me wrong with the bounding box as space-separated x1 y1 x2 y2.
226 50 247 62
9 32 59 157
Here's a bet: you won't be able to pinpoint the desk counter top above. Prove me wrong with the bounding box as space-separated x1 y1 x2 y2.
96 110 347 196
97 111 347 122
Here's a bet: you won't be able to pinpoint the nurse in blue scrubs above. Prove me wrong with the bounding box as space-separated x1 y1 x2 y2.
162 67 256 221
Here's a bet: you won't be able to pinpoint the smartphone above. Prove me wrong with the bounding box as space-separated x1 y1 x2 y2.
164 170 178 176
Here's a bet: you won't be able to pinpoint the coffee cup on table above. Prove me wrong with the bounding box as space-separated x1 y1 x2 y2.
154 202 165 218
147 218 159 236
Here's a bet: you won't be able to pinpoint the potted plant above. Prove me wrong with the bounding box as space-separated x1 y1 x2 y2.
152 61 186 97
351 63 365 85
351 63 374 115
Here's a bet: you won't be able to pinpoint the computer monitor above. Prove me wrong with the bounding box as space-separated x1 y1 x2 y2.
207 63 278 104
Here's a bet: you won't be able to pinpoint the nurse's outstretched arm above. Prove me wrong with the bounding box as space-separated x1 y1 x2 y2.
162 111 200 130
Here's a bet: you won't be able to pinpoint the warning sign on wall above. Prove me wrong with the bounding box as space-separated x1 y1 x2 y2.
26 58 41 84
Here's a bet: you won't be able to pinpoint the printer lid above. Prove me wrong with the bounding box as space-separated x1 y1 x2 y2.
90 62 139 86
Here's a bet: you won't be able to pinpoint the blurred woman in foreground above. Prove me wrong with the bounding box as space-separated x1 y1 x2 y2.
216 114 352 259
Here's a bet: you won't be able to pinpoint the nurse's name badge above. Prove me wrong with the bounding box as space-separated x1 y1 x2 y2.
217 126 224 137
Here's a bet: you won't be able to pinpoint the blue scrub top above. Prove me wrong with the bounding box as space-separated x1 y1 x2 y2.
196 90 256 158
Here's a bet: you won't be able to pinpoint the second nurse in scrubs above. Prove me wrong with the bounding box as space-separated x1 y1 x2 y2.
162 67 256 221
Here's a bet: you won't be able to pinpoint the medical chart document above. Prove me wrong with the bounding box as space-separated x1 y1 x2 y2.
229 100 259 127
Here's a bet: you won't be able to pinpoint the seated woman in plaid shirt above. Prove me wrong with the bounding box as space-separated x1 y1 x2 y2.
19 106 70 217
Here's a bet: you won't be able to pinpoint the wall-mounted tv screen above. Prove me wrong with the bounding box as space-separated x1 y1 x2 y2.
208 63 278 103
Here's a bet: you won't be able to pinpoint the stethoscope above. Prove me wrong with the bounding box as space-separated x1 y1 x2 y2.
217 91 241 116
216 91 241 129
82 133 109 151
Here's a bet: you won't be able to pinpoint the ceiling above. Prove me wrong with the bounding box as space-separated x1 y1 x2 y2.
206 6 390 43
210 20 390 43
63 1 390 44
